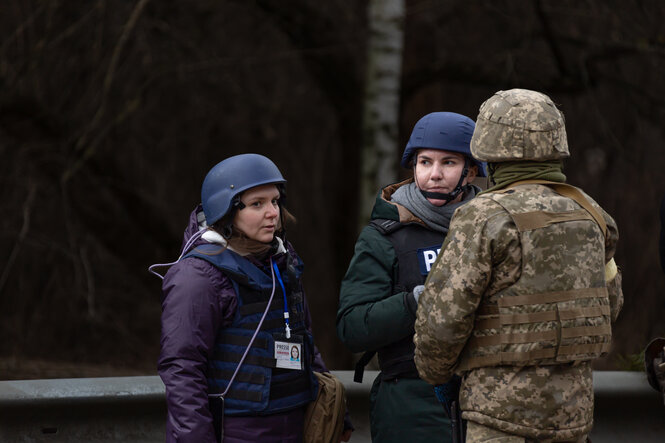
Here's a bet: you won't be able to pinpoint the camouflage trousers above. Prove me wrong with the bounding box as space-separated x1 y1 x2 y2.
466 421 588 443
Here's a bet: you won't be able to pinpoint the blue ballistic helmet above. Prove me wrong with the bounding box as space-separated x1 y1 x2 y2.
400 112 486 177
201 153 286 226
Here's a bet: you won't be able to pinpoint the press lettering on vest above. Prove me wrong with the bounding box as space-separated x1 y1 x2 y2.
417 246 442 275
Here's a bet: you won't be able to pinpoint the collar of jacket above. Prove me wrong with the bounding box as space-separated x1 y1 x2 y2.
372 178 426 226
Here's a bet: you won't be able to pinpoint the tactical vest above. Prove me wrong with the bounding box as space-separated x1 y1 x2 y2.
355 219 445 382
458 183 612 371
185 244 318 415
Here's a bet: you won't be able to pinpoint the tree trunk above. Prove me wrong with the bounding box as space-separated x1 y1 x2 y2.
359 0 405 226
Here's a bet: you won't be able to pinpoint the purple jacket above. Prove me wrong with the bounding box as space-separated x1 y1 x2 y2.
158 207 330 443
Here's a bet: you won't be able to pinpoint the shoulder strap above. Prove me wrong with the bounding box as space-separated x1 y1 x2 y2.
369 218 403 235
506 179 608 238
353 350 376 383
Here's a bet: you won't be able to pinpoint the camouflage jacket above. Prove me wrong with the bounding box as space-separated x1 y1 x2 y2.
414 183 623 440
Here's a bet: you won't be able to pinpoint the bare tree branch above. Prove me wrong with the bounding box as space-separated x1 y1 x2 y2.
0 184 37 296
63 0 152 183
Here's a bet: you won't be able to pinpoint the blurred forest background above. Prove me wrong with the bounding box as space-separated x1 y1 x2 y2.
2 0 665 379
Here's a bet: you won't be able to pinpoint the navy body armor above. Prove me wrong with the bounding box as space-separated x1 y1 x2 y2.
185 244 318 415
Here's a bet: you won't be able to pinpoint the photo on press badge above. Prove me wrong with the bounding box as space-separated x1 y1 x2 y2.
274 335 303 370
290 345 300 361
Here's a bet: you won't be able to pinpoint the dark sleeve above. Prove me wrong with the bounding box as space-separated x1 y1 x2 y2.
158 257 237 443
336 226 415 353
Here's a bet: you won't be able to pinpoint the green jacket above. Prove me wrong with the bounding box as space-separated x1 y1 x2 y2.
336 180 425 353
336 179 453 443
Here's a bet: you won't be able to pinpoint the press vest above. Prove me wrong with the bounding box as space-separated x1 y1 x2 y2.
355 219 445 381
458 184 612 371
185 244 318 415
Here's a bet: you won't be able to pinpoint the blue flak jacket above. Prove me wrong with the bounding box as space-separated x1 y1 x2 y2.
184 243 318 416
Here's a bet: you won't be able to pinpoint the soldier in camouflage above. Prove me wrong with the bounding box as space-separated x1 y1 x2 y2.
413 89 623 442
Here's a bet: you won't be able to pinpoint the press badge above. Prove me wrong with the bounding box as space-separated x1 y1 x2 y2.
273 333 303 370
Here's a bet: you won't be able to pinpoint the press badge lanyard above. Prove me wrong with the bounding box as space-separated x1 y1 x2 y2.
272 261 291 339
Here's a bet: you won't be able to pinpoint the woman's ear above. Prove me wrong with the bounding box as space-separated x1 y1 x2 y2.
466 165 478 183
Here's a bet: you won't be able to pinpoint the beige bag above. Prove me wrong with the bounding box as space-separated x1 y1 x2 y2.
303 371 347 443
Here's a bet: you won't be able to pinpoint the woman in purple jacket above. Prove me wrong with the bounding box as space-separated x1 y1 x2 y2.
152 154 352 443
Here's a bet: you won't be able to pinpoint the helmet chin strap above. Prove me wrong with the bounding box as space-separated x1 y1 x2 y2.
416 157 470 204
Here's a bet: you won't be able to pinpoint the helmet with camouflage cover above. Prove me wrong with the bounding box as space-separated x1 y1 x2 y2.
470 88 570 162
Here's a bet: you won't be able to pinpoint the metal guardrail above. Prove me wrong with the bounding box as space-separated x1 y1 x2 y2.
0 371 663 442
0 375 166 442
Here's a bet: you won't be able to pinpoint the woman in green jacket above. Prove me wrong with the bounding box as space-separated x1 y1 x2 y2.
336 112 485 442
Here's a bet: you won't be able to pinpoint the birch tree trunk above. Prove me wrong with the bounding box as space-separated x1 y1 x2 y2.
359 0 405 226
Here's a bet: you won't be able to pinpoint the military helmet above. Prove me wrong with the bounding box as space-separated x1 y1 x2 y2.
401 112 486 177
201 153 286 226
470 89 570 162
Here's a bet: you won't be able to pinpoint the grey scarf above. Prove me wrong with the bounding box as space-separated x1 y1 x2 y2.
391 182 480 233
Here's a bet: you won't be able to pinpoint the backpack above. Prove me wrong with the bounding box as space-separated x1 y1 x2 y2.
303 371 347 443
